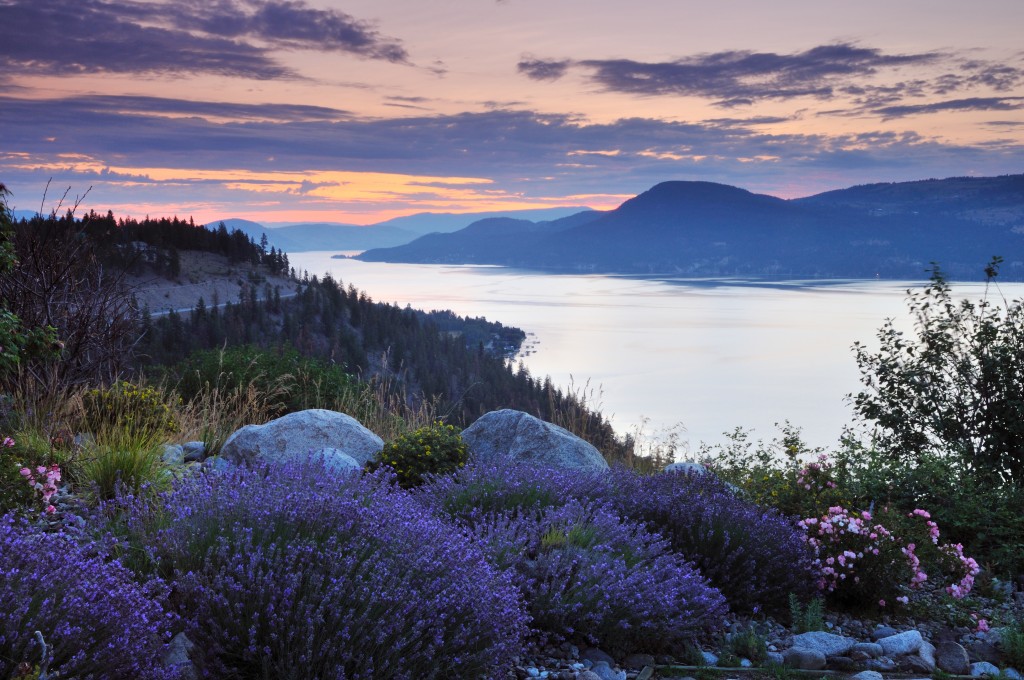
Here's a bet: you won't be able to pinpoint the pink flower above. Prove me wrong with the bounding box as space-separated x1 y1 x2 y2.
45 505 56 514
2 437 14 448
976 618 990 633
19 467 31 477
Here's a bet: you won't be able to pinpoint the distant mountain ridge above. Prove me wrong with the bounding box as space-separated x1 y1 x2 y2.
207 207 590 253
357 174 1024 280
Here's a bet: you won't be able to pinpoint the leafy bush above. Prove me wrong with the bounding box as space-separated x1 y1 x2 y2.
798 505 980 610
1002 617 1024 670
851 260 1024 488
603 468 818 614
0 513 175 679
728 625 768 663
419 460 609 520
371 422 468 488
82 380 179 446
789 594 825 633
118 463 526 679
470 500 727 654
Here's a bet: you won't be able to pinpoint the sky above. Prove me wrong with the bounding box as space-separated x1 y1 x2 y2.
2 0 1023 224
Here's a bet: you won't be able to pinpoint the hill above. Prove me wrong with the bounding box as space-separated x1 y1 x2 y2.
358 174 1024 280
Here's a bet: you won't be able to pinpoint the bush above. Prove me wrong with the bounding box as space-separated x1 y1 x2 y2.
119 463 526 679
469 500 727 654
370 422 468 488
418 460 610 520
0 513 175 679
81 380 179 446
603 468 818 614
1002 617 1024 670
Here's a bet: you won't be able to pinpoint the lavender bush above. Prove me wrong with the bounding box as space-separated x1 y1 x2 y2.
471 500 727 654
122 463 527 680
0 513 176 680
602 469 818 613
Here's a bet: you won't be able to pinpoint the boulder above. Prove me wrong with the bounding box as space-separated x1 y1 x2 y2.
791 631 857 657
872 625 900 640
851 672 884 680
462 410 609 470
936 642 970 675
917 640 937 672
971 661 1001 677
783 648 826 670
663 461 708 476
878 629 923 657
220 409 382 470
161 444 184 466
182 441 206 462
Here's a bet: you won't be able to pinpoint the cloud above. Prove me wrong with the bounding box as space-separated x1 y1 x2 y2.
873 96 1024 119
0 0 407 80
569 43 940 104
517 57 572 81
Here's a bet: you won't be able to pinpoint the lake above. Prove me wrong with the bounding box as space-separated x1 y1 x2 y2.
288 252 1022 454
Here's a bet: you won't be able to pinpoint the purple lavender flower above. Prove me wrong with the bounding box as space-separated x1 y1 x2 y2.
126 463 527 679
0 513 177 679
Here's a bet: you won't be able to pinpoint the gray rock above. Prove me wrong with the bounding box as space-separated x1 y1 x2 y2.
852 672 884 680
966 641 1001 664
970 661 1001 677
701 651 719 666
851 642 883 659
163 632 197 680
878 629 923 656
462 409 609 470
864 658 897 672
783 648 826 670
739 658 753 668
220 409 383 469
182 441 206 461
872 625 900 640
581 648 616 667
161 444 184 466
663 461 708 476
202 456 235 474
1003 669 1022 680
766 652 784 666
936 642 970 675
791 631 857 657
589 661 625 680
577 673 602 680
622 654 654 670
827 656 857 671
635 668 654 680
917 640 937 672
900 655 935 674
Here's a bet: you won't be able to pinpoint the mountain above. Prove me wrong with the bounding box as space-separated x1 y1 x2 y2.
207 207 590 253
358 175 1024 280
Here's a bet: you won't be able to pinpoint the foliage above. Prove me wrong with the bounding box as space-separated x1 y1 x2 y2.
419 460 610 520
467 500 727 654
700 424 855 519
602 468 819 614
728 625 768 663
0 184 59 383
789 594 825 633
0 436 37 514
77 441 169 501
1001 617 1024 670
370 422 468 488
114 463 526 679
0 513 176 679
851 259 1024 487
82 380 179 446
798 505 980 610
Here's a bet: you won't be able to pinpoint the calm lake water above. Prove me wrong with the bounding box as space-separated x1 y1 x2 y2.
288 252 1023 454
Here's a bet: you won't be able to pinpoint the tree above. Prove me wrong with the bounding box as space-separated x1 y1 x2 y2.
0 184 59 384
851 258 1024 487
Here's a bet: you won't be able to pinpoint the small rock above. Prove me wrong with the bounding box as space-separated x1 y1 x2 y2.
899 655 934 674
163 632 197 680
864 657 897 672
791 631 857 657
970 661 1001 677
766 652 784 666
577 673 602 680
852 671 884 680
872 625 900 640
851 642 883 658
936 642 971 675
622 655 654 671
635 668 654 680
182 441 206 461
739 658 753 668
1002 670 1023 680
918 640 937 672
827 656 857 671
581 649 616 668
783 648 826 671
878 629 923 656
701 651 718 666
589 661 626 680
850 650 872 662
161 443 184 466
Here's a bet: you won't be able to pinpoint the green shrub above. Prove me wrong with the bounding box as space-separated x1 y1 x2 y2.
789 594 825 633
372 422 468 488
729 626 768 663
81 380 178 448
1002 617 1024 670
77 442 168 501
